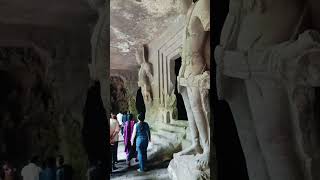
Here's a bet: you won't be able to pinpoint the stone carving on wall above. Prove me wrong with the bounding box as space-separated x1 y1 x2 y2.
136 44 154 105
168 0 211 179
215 0 320 179
165 89 177 119
159 89 177 123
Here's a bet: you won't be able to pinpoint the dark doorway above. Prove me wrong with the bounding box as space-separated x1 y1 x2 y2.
174 57 188 120
136 88 146 114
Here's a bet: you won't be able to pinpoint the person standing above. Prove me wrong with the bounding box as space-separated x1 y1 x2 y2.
39 157 56 180
21 156 42 180
123 114 138 167
110 114 120 170
116 112 123 136
1 161 17 180
131 113 150 172
121 111 127 126
56 155 73 180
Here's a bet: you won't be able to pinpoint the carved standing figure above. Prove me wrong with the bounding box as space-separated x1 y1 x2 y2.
136 44 153 105
173 0 210 169
215 0 320 179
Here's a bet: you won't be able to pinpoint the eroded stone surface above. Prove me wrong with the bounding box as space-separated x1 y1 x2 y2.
215 0 320 179
110 0 179 70
168 155 210 180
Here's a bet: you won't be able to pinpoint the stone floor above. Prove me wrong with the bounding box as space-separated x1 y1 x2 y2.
110 134 171 180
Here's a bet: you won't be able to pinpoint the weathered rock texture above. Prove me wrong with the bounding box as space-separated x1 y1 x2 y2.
0 26 92 179
110 69 139 117
110 69 139 97
110 76 128 113
168 155 210 180
0 0 102 179
110 0 179 70
215 0 320 180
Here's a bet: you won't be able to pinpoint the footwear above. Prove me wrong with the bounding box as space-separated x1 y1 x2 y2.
137 168 145 172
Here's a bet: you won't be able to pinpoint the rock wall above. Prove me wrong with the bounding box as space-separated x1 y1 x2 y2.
110 76 128 113
0 24 92 179
44 30 91 180
110 69 139 97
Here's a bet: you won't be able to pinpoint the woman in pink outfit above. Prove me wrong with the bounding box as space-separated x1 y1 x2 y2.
123 114 138 166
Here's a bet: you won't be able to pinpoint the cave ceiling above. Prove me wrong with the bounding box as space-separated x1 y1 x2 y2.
110 0 180 70
0 0 96 27
0 0 180 71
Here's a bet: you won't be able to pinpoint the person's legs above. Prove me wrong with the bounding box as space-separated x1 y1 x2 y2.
136 138 143 171
114 141 118 162
137 138 148 171
142 140 148 171
111 144 116 169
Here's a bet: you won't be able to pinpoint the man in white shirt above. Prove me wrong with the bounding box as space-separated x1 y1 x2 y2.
110 113 120 170
21 156 42 180
116 112 123 135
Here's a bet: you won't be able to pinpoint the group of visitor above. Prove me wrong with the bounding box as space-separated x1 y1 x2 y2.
110 111 151 172
0 155 73 180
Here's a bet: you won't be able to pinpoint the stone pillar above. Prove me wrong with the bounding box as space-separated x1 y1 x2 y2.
89 0 110 113
88 0 110 175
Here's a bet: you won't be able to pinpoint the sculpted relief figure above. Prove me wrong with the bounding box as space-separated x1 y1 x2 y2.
215 0 320 179
136 44 153 105
173 0 210 170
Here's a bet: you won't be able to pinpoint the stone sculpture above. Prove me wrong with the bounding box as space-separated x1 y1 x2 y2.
215 0 320 179
136 44 154 105
168 0 210 179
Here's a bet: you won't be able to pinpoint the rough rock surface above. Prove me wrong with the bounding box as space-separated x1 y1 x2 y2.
0 29 91 179
168 155 210 180
110 0 179 70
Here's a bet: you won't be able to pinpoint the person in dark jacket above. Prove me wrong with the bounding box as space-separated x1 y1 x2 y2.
56 155 73 180
39 157 56 180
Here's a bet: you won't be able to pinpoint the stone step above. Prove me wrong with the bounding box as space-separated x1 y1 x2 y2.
158 122 187 134
151 133 175 147
156 129 183 142
170 120 189 127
